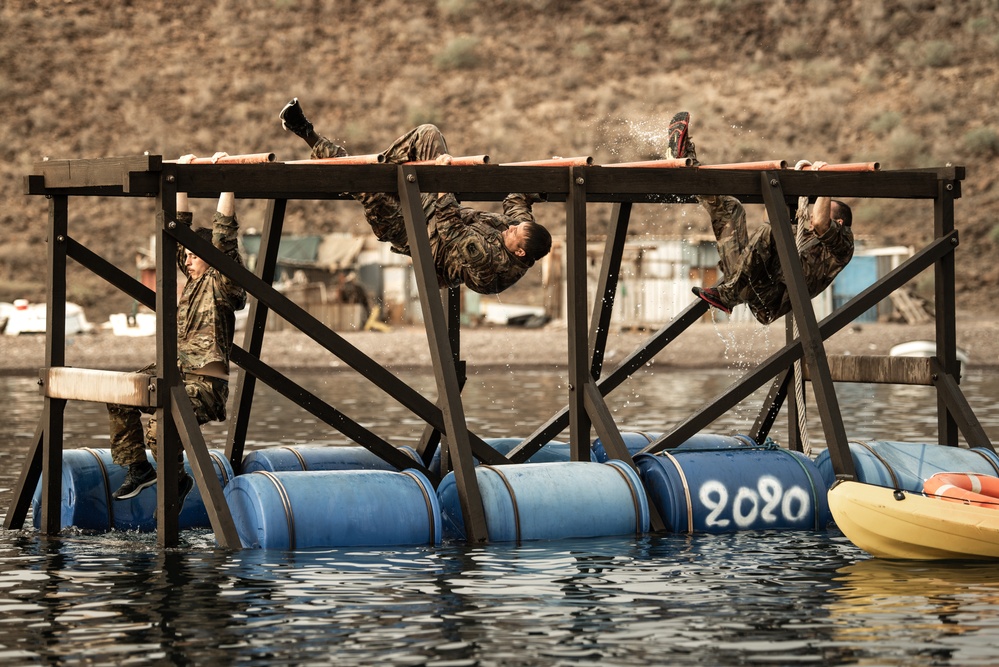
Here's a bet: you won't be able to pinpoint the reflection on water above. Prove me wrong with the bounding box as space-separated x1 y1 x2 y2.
1 368 999 665
828 559 999 665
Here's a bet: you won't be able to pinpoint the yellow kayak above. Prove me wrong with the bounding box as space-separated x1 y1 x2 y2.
828 480 999 560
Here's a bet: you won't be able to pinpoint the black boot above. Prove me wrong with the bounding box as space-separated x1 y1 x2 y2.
113 461 156 500
279 97 319 147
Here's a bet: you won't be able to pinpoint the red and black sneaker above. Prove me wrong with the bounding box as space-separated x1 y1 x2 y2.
692 286 732 314
667 111 690 160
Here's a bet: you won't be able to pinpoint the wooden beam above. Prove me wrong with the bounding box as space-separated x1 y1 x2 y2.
589 202 631 380
34 155 161 189
170 385 242 549
226 198 286 472
566 167 591 460
802 355 934 385
41 368 158 406
930 358 995 451
761 172 854 480
398 164 488 543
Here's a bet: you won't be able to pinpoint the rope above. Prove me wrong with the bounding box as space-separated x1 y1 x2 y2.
792 317 811 457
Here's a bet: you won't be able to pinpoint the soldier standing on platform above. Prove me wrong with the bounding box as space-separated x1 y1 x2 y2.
108 152 247 503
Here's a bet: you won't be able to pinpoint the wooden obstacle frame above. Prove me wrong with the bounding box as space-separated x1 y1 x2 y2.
5 152 992 549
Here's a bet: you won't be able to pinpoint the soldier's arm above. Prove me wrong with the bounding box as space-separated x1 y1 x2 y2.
175 154 195 275
503 193 544 225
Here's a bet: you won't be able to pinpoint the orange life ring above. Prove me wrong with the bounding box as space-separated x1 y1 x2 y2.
922 472 999 509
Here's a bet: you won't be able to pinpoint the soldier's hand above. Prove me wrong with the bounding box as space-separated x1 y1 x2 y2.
211 151 229 164
435 153 453 166
177 154 196 164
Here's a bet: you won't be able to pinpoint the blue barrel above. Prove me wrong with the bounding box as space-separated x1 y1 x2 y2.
428 437 590 477
593 431 756 462
636 445 830 533
437 461 650 543
31 448 234 533
242 444 422 473
224 468 441 549
814 440 999 492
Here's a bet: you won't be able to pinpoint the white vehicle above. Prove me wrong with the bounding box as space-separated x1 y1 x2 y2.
1 299 94 335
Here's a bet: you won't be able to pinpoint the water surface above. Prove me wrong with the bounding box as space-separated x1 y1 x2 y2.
2 366 998 666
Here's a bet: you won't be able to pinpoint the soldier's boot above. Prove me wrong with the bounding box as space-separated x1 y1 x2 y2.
279 97 319 148
113 461 156 500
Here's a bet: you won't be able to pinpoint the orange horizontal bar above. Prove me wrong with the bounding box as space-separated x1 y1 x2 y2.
604 158 692 168
165 153 276 164
700 160 788 170
500 156 594 167
406 155 490 166
284 154 386 165
815 162 881 172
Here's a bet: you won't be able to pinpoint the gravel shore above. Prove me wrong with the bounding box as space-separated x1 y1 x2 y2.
2 314 996 375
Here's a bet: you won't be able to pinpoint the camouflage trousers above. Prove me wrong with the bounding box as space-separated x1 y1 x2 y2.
699 195 787 325
107 363 229 467
313 124 447 254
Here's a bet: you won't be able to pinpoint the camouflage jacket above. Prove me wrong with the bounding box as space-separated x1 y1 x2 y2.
175 211 247 374
752 197 854 323
430 192 538 294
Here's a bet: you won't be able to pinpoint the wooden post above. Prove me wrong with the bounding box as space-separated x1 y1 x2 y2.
226 198 287 472
155 170 183 547
40 194 69 535
565 168 591 461
397 164 488 542
761 172 854 480
934 177 960 446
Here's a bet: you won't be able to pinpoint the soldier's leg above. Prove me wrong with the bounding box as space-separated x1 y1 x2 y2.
698 195 749 276
355 125 450 252
726 224 786 323
279 98 347 155
146 375 226 463
108 403 149 467
380 124 449 164
108 365 157 499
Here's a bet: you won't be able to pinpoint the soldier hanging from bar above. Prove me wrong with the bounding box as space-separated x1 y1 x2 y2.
279 98 551 295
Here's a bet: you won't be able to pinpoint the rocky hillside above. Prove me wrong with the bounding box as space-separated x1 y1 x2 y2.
2 0 997 321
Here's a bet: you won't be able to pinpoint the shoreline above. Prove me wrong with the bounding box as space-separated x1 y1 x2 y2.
2 317 997 376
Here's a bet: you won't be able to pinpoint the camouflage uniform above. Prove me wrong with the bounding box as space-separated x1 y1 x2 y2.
108 210 247 466
312 124 539 294
701 195 854 325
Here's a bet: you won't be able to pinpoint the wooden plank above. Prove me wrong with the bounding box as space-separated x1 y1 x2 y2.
42 367 157 406
581 166 952 200
802 355 933 385
35 155 160 188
